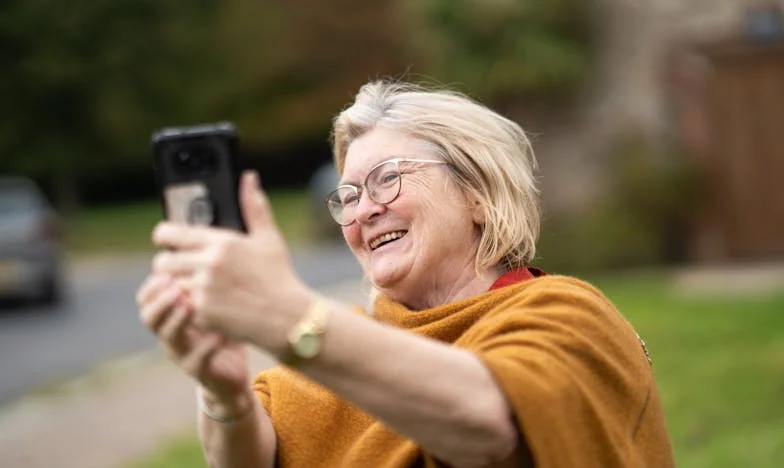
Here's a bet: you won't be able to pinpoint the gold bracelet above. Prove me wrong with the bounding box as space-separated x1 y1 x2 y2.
196 387 253 424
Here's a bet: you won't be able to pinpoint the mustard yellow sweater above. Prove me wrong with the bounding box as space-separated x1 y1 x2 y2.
253 276 674 467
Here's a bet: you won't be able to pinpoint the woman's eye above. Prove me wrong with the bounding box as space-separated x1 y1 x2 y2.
380 172 400 185
342 193 360 205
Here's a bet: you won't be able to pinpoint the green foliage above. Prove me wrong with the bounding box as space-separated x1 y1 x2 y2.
218 0 408 145
406 0 594 100
0 1 219 174
0 0 408 208
1 0 595 208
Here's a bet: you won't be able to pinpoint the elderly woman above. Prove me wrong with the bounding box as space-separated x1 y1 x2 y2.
137 81 674 467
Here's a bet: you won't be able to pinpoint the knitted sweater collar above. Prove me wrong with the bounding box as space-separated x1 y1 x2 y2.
372 267 543 330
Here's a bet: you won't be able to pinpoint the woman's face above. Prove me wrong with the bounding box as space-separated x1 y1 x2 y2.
340 127 483 307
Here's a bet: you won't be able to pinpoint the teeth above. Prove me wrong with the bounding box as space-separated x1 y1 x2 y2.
370 230 407 250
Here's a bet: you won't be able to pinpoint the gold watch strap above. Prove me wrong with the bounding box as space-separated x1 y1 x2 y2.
283 294 331 368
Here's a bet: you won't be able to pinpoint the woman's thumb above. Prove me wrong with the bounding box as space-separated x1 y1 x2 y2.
239 171 272 235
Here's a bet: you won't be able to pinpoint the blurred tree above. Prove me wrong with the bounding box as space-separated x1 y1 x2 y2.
213 0 409 146
0 0 409 208
0 0 593 208
404 0 594 106
0 0 220 211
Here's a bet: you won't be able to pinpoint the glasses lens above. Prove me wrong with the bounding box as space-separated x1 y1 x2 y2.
326 187 359 225
366 161 401 204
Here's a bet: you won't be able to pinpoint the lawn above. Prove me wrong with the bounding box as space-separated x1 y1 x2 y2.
65 188 322 257
594 275 784 467
126 273 784 468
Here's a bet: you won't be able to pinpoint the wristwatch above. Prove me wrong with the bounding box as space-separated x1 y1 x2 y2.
284 295 331 367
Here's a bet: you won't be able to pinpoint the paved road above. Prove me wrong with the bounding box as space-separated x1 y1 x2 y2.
0 242 361 405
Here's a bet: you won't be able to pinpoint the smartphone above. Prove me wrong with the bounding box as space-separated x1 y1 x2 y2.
152 122 246 232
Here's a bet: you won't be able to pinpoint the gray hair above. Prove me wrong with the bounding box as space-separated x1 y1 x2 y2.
331 80 540 270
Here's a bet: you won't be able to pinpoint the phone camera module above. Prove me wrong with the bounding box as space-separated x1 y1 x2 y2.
170 141 218 176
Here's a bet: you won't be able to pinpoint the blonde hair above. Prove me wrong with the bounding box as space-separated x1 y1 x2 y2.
331 80 540 271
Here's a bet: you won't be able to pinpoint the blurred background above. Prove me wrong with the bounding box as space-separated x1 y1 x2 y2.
0 0 782 467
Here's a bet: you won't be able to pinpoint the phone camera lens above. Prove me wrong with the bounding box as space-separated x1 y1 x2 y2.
176 150 192 164
171 142 217 176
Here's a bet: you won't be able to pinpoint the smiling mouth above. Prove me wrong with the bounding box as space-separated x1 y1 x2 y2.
369 230 408 250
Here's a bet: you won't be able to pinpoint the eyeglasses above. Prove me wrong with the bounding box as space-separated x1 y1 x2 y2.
325 157 449 226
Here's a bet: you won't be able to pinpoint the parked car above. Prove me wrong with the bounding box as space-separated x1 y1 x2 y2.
0 176 65 305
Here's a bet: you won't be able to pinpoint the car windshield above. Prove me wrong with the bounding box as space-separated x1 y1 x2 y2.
0 185 42 215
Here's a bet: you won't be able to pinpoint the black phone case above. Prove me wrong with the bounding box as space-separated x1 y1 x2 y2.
152 122 246 232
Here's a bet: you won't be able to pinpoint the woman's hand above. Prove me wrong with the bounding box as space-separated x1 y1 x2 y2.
148 171 311 358
135 273 249 404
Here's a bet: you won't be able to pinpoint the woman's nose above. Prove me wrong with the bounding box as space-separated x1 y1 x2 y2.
354 190 386 223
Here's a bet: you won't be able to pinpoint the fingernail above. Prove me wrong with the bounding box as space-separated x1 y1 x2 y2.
247 170 261 188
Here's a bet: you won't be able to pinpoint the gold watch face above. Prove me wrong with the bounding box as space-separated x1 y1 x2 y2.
293 332 321 359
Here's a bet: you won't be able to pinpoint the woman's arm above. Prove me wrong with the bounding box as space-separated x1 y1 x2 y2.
198 388 277 468
136 272 278 468
255 298 522 468
148 173 525 467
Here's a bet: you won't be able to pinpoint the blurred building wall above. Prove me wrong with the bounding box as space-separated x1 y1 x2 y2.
533 0 784 263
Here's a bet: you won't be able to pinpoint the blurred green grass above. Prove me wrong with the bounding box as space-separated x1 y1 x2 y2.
126 274 784 468
595 275 784 467
65 188 315 257
125 432 206 468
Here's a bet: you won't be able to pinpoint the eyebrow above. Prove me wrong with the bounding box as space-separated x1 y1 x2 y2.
337 165 367 186
338 157 394 186
338 155 435 186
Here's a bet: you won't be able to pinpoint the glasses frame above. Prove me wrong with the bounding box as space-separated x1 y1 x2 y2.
325 157 449 226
